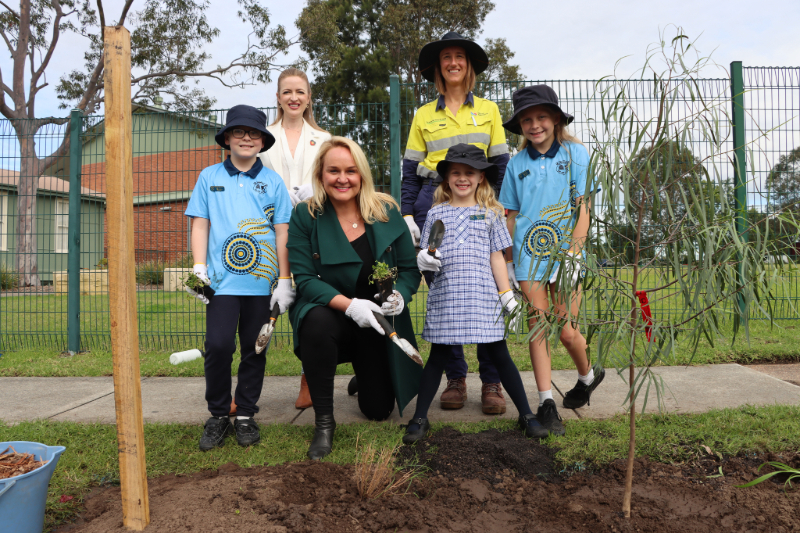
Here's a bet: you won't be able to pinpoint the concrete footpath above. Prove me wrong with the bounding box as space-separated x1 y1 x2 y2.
1 364 799 426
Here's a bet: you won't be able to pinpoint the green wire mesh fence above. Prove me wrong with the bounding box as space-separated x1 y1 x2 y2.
1 67 799 351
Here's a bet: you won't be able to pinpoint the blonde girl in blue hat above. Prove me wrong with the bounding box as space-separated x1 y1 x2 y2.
403 143 547 444
499 85 605 437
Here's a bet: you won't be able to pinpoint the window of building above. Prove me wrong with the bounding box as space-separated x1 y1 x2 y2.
55 198 69 253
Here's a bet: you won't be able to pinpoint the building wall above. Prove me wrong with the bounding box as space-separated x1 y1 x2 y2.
0 189 106 282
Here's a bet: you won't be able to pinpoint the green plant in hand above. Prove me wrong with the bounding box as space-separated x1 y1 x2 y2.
369 261 397 283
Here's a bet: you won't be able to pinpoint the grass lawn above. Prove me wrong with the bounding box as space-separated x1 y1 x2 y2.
1 318 799 377
2 404 799 531
2 268 800 377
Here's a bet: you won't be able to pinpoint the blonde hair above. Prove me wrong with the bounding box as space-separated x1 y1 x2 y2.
306 136 399 223
517 105 582 152
271 68 327 133
433 50 476 96
433 169 504 217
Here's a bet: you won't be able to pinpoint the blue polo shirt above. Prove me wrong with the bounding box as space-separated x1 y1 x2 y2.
185 157 292 296
499 141 593 282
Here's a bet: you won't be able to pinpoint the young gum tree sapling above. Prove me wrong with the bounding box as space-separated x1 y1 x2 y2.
509 28 788 518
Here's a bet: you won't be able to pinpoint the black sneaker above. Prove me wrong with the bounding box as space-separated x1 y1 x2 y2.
199 416 232 451
518 413 549 439
563 367 606 409
536 399 565 436
233 417 261 447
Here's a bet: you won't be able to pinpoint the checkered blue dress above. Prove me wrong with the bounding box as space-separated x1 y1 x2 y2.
419 203 513 344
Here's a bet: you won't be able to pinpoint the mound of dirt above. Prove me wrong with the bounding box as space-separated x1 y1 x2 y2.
57 429 800 533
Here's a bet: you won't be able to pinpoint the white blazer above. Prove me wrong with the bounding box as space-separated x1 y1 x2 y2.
260 120 332 188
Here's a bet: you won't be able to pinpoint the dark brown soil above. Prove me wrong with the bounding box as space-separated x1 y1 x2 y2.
56 428 800 533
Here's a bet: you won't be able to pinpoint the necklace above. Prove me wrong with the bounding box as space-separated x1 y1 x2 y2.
339 213 362 229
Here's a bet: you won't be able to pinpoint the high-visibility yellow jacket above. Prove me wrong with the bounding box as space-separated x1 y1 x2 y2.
401 92 509 218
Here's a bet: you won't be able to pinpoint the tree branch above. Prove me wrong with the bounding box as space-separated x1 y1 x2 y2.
116 0 134 27
30 0 66 94
96 0 105 41
0 0 19 19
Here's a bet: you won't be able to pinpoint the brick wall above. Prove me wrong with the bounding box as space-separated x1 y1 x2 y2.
90 146 224 263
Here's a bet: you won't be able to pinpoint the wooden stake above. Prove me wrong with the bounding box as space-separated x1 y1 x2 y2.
104 26 150 530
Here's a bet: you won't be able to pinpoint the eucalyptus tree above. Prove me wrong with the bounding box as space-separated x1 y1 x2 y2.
514 29 784 518
0 0 297 286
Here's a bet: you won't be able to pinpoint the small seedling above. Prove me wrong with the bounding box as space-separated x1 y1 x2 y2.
370 261 397 303
737 461 800 490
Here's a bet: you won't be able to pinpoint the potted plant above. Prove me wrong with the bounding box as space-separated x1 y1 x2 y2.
370 261 397 304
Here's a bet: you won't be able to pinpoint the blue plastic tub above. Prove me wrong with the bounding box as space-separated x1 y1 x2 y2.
0 441 66 533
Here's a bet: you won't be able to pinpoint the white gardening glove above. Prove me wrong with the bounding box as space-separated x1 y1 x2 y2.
271 278 295 314
374 290 404 316
345 298 385 334
404 215 421 247
417 248 442 272
499 290 518 315
287 188 302 207
506 261 519 290
193 263 211 284
294 183 314 202
550 251 584 286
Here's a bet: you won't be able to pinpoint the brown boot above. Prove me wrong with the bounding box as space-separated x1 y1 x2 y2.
295 374 312 409
440 377 467 409
481 383 506 415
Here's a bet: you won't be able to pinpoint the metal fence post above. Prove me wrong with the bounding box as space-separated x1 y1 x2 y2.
730 61 747 317
67 109 83 353
389 74 401 203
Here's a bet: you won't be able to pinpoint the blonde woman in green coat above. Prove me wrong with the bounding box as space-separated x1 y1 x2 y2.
288 136 423 460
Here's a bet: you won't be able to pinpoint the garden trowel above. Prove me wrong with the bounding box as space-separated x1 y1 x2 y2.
427 219 445 256
372 312 423 366
255 303 281 354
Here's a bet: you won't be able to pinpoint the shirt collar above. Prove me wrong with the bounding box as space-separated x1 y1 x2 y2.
223 156 263 179
526 140 561 159
435 91 475 111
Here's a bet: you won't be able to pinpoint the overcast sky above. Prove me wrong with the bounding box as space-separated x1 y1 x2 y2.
7 0 799 118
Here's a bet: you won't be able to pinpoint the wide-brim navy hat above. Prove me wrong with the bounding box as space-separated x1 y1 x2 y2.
503 85 574 135
215 105 275 153
436 143 499 184
418 32 489 83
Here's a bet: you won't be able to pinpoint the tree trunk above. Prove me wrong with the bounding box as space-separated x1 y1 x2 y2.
15 131 41 287
622 362 636 517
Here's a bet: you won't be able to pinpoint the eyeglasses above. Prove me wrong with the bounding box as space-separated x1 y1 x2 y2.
230 128 263 140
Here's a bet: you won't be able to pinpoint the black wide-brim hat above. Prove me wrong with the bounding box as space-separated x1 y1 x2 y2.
418 31 489 83
503 85 574 135
215 104 275 152
436 143 499 184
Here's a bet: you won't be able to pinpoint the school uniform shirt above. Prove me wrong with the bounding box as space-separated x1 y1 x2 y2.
419 203 512 345
401 93 510 228
185 157 292 296
499 140 593 282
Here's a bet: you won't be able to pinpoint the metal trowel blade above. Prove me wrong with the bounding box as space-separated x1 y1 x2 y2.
254 322 273 354
427 219 445 256
392 336 423 366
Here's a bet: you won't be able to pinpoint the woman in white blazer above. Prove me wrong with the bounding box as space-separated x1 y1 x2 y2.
260 68 332 207
259 67 332 411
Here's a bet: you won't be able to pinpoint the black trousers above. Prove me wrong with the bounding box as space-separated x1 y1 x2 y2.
412 340 533 421
204 295 271 418
299 305 395 420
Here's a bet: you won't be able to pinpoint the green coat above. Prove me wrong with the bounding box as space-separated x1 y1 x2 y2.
287 200 423 416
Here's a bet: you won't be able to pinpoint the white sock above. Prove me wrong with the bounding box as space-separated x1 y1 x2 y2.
236 416 250 420
578 368 595 386
538 390 553 406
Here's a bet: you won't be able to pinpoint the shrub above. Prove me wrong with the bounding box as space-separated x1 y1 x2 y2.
0 263 18 289
135 258 167 285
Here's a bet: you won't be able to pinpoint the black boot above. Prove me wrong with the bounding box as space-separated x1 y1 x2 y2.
307 413 336 461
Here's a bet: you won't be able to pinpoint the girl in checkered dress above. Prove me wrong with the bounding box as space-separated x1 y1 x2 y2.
402 143 548 444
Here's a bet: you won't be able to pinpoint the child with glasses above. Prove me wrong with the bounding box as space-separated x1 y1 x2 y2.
185 105 295 450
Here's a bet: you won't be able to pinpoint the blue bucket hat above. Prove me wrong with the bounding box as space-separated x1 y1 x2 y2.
503 85 574 135
215 105 275 152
